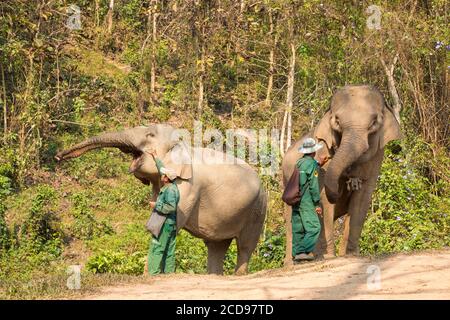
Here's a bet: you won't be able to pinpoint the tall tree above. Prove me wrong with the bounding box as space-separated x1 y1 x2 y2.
106 0 114 34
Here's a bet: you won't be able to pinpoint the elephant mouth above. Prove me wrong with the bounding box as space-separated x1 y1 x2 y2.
129 152 144 173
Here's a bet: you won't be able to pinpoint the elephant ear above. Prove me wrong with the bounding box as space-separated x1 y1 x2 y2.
314 110 335 150
380 106 402 149
162 141 193 180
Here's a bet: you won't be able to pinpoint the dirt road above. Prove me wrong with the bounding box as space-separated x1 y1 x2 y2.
85 249 450 300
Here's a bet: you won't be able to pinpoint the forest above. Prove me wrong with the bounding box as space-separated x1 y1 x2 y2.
0 0 448 299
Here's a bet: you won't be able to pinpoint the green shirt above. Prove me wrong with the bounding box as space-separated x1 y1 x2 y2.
154 158 180 217
155 183 180 216
296 155 321 207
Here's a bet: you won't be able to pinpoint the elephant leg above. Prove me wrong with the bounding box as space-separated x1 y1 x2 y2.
283 204 293 266
315 198 336 259
340 181 377 255
204 239 232 275
235 212 265 275
339 214 351 256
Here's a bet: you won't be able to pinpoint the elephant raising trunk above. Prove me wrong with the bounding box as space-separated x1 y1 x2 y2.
324 130 369 203
56 123 267 275
55 130 142 162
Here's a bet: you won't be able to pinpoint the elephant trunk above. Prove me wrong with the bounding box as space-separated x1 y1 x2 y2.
55 131 140 161
324 130 368 203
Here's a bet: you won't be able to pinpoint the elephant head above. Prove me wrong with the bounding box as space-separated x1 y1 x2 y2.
314 85 401 203
55 124 192 185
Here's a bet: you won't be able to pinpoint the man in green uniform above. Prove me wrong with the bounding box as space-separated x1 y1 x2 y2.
292 138 323 262
146 149 180 275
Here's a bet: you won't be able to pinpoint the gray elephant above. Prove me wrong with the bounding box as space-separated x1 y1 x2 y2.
282 85 401 263
56 124 267 275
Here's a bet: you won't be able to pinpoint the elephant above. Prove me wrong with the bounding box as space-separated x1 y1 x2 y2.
281 85 401 264
55 124 267 275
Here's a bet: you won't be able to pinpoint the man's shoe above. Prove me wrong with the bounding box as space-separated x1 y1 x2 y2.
294 252 315 261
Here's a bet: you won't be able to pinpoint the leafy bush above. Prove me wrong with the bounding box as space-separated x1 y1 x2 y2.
175 230 208 274
70 192 114 240
360 143 450 254
85 223 150 275
86 250 146 275
249 231 286 272
18 185 63 256
60 146 128 184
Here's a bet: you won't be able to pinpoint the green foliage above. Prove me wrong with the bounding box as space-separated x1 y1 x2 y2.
86 250 146 275
19 185 63 256
61 147 128 184
249 231 286 272
360 141 450 254
0 174 12 250
175 230 208 274
85 223 150 275
70 192 114 240
150 105 171 122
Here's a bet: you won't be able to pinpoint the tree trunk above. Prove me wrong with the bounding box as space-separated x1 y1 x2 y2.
279 109 288 156
1 63 6 141
285 42 296 151
106 0 114 34
95 0 100 27
150 0 158 100
265 10 277 107
197 26 206 116
380 54 401 123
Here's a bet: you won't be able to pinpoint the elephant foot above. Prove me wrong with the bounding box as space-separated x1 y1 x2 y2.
235 267 247 276
323 253 336 260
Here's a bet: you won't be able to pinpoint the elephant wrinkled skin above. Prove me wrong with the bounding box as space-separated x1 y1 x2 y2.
56 124 267 275
282 85 402 264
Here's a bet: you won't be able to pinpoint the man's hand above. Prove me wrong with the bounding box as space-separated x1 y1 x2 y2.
317 155 329 167
315 206 323 216
145 148 157 158
149 201 156 209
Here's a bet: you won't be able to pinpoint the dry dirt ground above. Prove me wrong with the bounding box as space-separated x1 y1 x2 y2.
85 249 450 300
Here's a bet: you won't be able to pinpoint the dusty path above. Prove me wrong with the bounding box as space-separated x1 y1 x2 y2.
85 249 450 300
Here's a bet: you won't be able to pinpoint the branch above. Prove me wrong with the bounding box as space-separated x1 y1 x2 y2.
380 53 401 123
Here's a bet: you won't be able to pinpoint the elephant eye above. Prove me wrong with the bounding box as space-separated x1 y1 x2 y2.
333 116 340 129
146 132 155 138
369 118 378 130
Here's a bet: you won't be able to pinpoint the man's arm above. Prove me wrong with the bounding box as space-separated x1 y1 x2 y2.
154 158 164 176
145 148 165 176
155 187 178 215
309 165 321 206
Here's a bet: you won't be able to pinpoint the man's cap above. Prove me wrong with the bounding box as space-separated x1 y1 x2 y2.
160 167 177 181
298 137 323 154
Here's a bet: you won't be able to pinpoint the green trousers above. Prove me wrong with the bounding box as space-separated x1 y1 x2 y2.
291 205 321 257
148 217 176 275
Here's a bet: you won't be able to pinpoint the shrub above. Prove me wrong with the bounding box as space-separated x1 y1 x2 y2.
360 144 450 255
70 192 114 240
175 230 208 274
85 223 150 275
19 185 63 255
0 174 12 250
249 231 286 272
86 250 146 275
